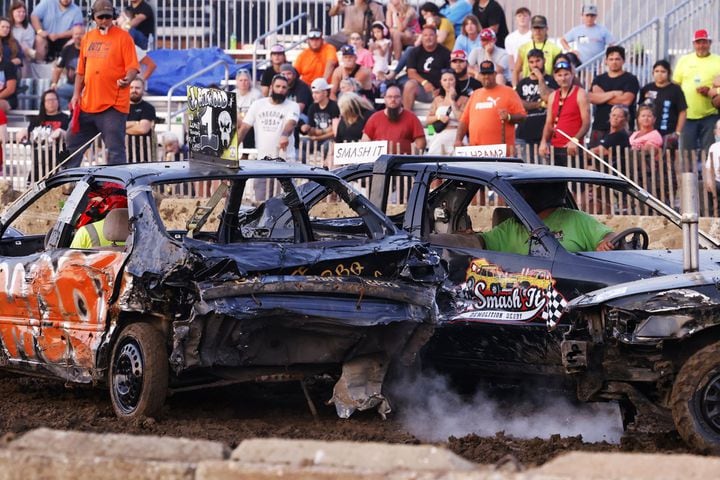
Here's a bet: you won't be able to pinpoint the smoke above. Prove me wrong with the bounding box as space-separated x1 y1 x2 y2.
388 371 624 444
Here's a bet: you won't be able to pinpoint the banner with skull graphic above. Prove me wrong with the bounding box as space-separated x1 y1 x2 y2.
187 86 238 166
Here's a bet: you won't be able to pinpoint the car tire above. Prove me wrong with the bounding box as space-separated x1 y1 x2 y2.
109 323 169 420
670 342 720 453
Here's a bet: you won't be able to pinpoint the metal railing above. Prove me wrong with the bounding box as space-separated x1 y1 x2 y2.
164 60 230 131
251 13 309 87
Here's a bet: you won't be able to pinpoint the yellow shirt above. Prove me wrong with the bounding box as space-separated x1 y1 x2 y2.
70 219 126 249
673 52 720 119
517 40 562 78
438 18 456 52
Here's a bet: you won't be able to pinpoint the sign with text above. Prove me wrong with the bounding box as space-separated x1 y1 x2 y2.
333 141 388 165
187 86 238 166
454 144 507 158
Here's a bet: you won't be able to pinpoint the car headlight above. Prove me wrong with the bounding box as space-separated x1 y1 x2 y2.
633 314 695 339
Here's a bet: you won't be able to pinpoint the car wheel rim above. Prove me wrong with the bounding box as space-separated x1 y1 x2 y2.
113 341 144 414
701 372 720 434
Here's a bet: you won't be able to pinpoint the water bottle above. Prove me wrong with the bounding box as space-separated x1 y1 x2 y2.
229 33 237 50
426 124 436 136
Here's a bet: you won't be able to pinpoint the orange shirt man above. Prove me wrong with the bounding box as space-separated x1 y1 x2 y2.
294 30 338 85
456 60 526 153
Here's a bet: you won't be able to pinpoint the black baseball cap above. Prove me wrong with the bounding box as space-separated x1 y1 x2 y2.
479 60 495 74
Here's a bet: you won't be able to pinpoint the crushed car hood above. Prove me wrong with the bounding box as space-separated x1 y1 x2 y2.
575 249 720 276
568 269 720 308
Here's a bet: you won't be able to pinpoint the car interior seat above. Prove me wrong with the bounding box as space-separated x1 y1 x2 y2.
102 208 130 248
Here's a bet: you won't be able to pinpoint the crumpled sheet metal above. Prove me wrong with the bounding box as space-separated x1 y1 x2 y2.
329 354 391 419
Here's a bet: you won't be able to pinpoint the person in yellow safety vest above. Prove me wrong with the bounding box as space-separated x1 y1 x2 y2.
70 217 125 248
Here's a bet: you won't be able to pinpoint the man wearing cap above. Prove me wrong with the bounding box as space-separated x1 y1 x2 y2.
327 0 384 48
468 28 510 85
516 49 557 160
403 24 451 110
455 60 526 155
539 59 591 166
673 29 720 152
505 7 532 70
588 46 639 148
260 45 287 97
294 30 339 85
300 78 340 158
330 45 373 101
450 49 481 97
31 0 84 62
362 85 426 154
513 15 562 87
65 0 139 167
560 5 614 65
472 0 509 48
237 75 300 198
279 63 312 147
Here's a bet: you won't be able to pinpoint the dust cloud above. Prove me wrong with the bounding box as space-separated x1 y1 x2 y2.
388 371 623 444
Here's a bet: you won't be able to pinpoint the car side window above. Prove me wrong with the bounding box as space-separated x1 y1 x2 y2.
152 180 228 240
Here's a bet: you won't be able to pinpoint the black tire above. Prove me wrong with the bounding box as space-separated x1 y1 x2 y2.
109 323 169 420
670 342 720 453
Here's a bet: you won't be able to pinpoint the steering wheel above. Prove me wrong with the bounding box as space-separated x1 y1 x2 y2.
609 227 649 250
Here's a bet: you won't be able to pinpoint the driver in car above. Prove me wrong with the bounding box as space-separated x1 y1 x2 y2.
479 182 616 254
70 183 128 249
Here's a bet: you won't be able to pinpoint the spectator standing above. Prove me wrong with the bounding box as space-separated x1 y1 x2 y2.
237 75 300 201
0 47 18 112
426 69 468 154
20 89 68 180
330 45 373 101
455 60 526 155
260 45 287 97
294 30 338 85
591 105 630 162
123 0 155 50
504 7 531 71
333 92 374 143
638 59 687 148
468 28 509 84
515 48 557 159
386 0 420 62
31 0 83 62
513 15 562 86
9 1 35 76
419 3 455 52
362 85 426 154
629 104 663 153
66 0 139 166
453 14 481 56
673 29 720 152
235 69 262 149
449 49 481 97
369 21 390 80
327 0 385 48
49 23 83 109
279 63 312 147
539 59 591 166
300 77 340 160
0 17 23 74
472 0 508 48
348 31 374 70
441 0 472 37
125 77 155 162
560 4 614 65
588 46 640 148
704 119 720 191
403 24 450 110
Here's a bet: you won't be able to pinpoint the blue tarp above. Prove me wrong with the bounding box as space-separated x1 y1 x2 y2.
146 48 251 95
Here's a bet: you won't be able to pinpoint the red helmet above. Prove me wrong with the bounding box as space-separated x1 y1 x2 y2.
76 182 128 227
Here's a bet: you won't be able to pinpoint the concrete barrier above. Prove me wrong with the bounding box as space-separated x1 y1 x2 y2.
0 428 718 480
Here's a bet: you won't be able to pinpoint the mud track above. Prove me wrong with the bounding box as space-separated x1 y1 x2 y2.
0 373 696 467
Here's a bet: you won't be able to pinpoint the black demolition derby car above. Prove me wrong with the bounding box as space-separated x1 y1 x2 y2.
0 160 444 420
313 155 720 451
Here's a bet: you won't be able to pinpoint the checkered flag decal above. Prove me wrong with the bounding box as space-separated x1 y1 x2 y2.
542 284 567 329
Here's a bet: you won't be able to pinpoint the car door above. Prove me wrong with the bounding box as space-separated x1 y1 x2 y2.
413 173 562 376
0 179 129 379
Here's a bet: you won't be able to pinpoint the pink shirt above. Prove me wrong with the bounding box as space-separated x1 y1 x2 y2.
629 129 663 151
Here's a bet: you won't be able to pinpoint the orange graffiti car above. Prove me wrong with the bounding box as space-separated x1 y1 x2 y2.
0 161 442 419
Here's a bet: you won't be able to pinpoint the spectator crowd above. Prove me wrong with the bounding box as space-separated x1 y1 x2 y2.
2 0 720 191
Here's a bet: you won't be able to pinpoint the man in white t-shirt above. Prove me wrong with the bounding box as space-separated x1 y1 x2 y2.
237 74 300 200
503 7 532 77
705 119 720 192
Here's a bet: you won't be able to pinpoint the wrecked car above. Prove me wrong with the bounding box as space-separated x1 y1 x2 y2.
562 272 720 452
0 160 443 419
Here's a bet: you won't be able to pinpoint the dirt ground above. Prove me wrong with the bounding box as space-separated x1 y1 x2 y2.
0 373 696 468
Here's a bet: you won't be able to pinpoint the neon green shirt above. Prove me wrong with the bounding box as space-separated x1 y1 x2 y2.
481 208 613 255
672 52 720 119
517 40 562 78
70 219 126 249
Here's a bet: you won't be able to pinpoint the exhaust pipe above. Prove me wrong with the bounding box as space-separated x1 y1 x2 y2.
680 173 699 272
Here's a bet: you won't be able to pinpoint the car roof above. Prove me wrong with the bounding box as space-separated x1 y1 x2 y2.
52 160 336 186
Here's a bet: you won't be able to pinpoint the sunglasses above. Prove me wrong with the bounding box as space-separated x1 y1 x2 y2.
95 14 112 20
554 61 571 70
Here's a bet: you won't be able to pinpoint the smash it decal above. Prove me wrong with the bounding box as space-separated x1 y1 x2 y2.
453 258 567 327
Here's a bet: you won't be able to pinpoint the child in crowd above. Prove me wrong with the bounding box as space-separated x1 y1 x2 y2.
348 32 374 70
369 21 391 83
